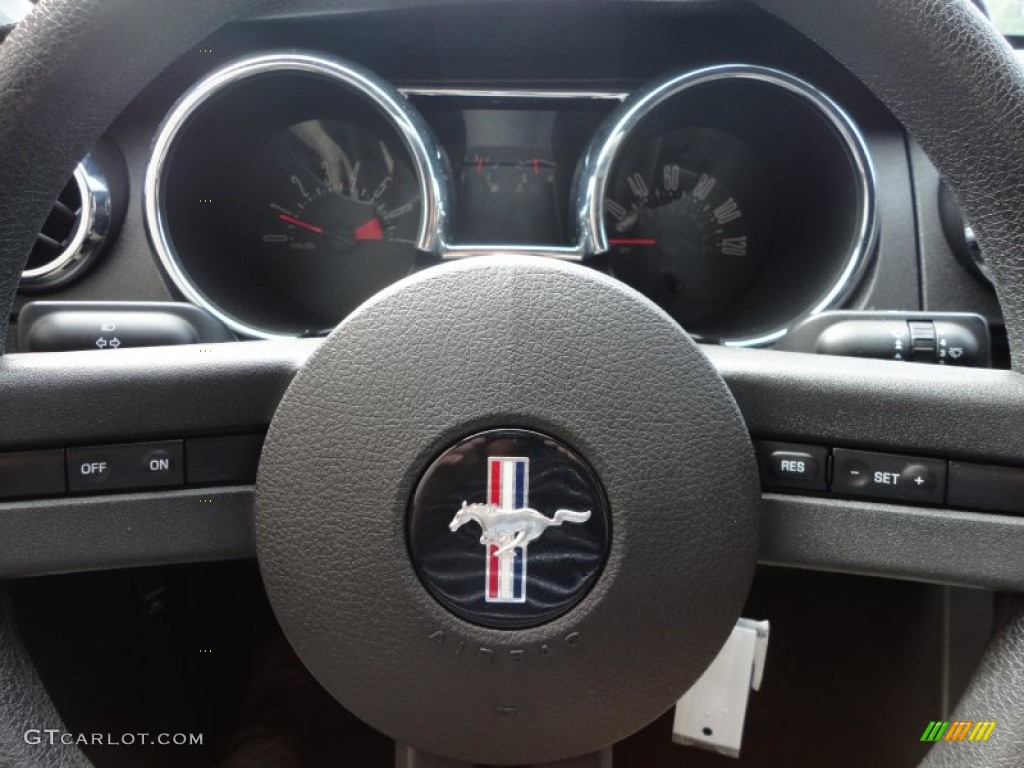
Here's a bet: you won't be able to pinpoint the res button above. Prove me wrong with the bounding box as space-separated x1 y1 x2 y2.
756 442 828 491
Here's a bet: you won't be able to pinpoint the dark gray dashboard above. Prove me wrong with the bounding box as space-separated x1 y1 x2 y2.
8 0 1002 354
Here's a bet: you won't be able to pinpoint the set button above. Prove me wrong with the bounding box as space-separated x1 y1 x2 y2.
67 441 183 493
831 449 946 504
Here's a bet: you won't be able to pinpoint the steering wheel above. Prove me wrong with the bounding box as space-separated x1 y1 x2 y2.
3 0 1024 765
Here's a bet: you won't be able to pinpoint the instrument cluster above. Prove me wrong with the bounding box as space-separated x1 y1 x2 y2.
145 54 876 344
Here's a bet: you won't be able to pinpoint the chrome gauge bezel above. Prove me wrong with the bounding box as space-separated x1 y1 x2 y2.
417 86 627 263
147 57 877 343
573 64 878 346
144 52 453 340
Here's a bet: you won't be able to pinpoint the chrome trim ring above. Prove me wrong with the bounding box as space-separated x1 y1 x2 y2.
412 86 621 262
21 155 111 290
144 52 453 340
441 244 583 261
573 64 878 347
401 86 628 101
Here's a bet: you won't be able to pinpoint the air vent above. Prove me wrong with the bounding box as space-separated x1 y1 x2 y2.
25 175 82 270
20 157 110 291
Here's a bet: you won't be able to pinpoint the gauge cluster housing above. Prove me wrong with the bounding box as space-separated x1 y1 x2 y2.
145 55 877 343
12 1 974 353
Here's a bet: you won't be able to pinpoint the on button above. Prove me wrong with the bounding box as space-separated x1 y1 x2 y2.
143 448 174 474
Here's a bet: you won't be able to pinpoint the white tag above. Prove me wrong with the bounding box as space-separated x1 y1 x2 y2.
672 618 769 759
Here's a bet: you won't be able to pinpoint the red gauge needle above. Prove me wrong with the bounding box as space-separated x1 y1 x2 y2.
279 213 383 242
278 213 323 235
609 238 658 246
353 218 383 241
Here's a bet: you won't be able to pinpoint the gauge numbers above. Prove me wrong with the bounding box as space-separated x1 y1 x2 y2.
603 127 772 329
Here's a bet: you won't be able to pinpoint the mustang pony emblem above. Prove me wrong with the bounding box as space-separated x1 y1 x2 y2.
449 456 591 603
449 502 592 556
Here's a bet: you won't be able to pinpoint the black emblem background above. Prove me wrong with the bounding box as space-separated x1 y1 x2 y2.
407 429 611 629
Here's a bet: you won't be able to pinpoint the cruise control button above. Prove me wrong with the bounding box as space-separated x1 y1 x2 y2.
839 457 872 489
67 441 183 493
831 449 946 504
901 463 938 492
75 458 112 485
756 441 828 491
141 447 174 475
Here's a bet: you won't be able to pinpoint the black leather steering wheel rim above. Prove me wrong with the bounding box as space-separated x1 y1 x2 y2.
2 0 1024 765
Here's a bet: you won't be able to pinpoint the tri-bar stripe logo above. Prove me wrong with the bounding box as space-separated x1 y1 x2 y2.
486 457 528 603
920 721 997 742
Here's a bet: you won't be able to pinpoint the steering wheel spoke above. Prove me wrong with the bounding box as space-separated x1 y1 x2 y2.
712 345 1024 588
0 340 312 577
707 345 1024 464
3 339 1023 592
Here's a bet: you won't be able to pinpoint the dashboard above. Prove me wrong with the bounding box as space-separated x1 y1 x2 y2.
8 1 1005 357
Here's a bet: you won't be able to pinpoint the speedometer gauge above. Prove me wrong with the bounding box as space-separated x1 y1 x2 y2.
603 127 773 326
579 65 876 344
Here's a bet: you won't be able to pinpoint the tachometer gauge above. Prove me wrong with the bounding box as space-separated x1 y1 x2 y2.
603 127 773 327
145 54 450 339
251 119 421 331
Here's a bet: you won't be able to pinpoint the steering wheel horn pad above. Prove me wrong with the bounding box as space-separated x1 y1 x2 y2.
254 256 759 764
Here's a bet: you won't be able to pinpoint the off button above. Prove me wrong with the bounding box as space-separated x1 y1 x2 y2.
68 440 184 493
76 457 112 485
